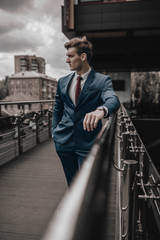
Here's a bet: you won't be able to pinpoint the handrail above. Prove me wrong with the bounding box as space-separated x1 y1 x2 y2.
116 105 160 239
0 99 55 117
0 100 55 106
41 113 117 240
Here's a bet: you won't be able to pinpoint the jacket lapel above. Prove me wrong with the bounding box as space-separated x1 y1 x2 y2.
64 72 75 93
64 72 75 105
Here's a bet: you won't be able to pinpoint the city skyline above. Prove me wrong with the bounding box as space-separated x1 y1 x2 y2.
0 0 69 81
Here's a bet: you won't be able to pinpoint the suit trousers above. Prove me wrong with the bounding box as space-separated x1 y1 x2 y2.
57 150 87 186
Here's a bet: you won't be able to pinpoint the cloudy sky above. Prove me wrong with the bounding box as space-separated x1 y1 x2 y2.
0 0 69 81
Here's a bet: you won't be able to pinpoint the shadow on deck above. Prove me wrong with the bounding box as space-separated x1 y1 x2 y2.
0 138 67 240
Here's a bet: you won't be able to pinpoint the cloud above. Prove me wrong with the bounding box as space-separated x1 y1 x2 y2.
0 27 46 53
34 0 63 17
0 20 24 35
0 0 33 13
0 53 14 78
0 0 63 51
0 10 24 35
0 0 69 80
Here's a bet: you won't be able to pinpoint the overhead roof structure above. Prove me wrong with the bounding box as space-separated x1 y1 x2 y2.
62 0 160 72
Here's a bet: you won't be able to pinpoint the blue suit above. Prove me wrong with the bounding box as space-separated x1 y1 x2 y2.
52 68 120 185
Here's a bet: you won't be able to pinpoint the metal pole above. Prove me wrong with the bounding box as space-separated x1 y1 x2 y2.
17 116 22 154
48 111 52 137
121 159 138 240
35 113 39 144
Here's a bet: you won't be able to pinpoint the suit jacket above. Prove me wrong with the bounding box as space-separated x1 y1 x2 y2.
52 68 120 151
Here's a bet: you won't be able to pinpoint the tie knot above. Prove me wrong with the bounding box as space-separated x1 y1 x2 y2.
77 75 82 82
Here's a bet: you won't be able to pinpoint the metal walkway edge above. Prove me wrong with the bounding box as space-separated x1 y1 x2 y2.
0 138 67 240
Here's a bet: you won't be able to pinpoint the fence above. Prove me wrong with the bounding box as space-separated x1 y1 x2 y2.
0 100 54 166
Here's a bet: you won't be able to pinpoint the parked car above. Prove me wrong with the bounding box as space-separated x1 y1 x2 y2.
23 118 30 125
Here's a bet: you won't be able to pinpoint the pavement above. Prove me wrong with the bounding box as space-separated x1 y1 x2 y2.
0 138 67 240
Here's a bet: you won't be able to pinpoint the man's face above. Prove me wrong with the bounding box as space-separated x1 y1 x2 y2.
66 47 83 72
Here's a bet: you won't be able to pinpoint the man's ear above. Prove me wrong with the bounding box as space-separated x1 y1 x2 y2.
81 53 87 61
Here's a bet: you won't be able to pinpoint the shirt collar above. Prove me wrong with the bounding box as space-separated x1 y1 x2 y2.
75 67 91 81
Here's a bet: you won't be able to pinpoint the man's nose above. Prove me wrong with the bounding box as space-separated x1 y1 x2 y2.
66 57 70 63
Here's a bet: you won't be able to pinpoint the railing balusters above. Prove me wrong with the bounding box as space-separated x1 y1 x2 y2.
0 100 54 166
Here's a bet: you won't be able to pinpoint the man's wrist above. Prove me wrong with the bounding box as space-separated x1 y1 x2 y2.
97 106 108 118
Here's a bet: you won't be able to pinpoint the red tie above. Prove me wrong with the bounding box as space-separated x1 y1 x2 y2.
75 75 82 104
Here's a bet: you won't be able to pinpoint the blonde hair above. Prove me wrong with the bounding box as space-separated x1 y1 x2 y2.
64 36 93 63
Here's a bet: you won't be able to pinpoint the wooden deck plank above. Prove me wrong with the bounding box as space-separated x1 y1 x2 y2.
0 139 67 240
102 160 119 240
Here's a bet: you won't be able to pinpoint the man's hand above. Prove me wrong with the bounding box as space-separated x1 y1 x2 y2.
83 109 104 131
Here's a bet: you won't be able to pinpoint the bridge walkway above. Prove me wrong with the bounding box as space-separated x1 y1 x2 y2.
0 138 67 240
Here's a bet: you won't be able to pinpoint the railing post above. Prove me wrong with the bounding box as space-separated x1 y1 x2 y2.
35 113 39 144
17 116 22 154
48 110 52 137
121 160 138 240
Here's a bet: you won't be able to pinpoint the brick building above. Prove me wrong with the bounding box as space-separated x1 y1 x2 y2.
8 71 57 100
1 71 57 115
15 55 46 74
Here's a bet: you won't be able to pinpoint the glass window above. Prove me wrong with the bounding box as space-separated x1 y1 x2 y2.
10 80 14 85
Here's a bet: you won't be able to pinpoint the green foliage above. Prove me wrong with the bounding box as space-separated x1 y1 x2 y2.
0 77 9 100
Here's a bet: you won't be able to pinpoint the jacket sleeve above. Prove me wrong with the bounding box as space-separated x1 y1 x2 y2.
52 80 64 132
101 76 120 116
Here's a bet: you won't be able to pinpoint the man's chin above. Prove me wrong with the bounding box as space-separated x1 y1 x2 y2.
70 67 74 71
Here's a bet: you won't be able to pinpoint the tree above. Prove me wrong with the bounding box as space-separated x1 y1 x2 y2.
0 76 9 100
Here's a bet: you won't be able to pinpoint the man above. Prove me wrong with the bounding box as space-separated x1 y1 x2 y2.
52 36 120 186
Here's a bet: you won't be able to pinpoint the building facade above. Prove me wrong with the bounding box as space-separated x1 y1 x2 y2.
2 71 57 115
15 55 46 74
8 71 57 100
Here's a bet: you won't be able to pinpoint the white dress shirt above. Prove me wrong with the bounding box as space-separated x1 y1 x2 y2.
69 67 91 105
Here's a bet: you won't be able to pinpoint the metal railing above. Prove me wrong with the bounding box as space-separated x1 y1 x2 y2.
0 101 159 239
115 105 160 240
0 100 54 166
41 105 160 240
0 99 55 116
